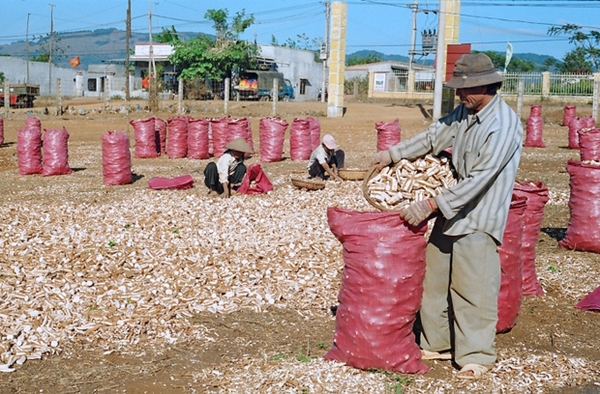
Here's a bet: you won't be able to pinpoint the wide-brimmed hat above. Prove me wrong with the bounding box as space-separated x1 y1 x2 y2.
226 137 254 154
322 134 338 150
445 53 504 89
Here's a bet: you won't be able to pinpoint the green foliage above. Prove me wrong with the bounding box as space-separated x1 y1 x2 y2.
347 53 383 66
170 8 258 81
155 26 180 45
560 47 594 73
30 33 68 64
474 50 537 72
548 23 600 71
0 72 4 84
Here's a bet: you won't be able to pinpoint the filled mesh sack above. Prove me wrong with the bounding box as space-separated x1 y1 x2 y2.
559 160 600 253
524 115 544 148
166 116 189 159
324 207 430 374
579 128 600 162
210 117 230 158
102 131 132 186
496 195 527 333
289 118 312 161
42 127 73 176
562 105 576 127
513 180 549 296
307 117 321 151
187 117 210 160
131 117 159 158
376 118 401 152
17 127 43 175
259 117 288 162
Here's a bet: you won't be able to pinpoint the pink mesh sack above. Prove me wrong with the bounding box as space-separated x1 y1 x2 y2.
42 127 73 176
259 117 288 162
155 116 167 155
131 117 159 158
324 207 430 374
307 117 321 151
513 180 549 296
568 116 595 149
559 160 600 253
579 128 600 162
376 118 401 152
524 115 544 148
562 105 576 127
166 116 188 159
102 131 132 186
496 195 527 333
17 127 43 175
187 118 210 160
289 118 312 161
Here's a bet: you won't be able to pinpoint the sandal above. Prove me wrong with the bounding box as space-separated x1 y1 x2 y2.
420 349 452 360
456 363 493 380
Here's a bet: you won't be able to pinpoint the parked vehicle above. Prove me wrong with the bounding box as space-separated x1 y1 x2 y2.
234 71 294 101
0 84 39 108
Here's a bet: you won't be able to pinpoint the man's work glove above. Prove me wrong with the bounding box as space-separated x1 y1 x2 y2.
400 198 438 226
372 150 392 171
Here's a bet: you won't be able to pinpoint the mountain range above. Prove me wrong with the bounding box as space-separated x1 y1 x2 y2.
0 28 558 70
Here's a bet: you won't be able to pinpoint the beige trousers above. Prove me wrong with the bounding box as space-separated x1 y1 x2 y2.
419 219 500 367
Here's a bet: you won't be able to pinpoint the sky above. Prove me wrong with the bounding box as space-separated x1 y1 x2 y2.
1 0 600 62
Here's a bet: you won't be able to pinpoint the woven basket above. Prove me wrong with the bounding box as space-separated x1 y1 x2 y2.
338 168 368 181
362 165 398 211
291 175 326 191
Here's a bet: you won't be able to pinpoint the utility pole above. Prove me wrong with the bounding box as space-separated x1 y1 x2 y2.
26 13 30 86
432 0 446 120
320 1 330 103
148 0 158 112
49 4 55 95
125 0 131 101
408 0 417 72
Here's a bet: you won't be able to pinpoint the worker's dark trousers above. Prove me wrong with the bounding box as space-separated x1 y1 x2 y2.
308 150 345 179
203 162 247 194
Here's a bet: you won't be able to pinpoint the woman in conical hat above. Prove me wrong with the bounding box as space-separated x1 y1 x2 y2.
203 137 254 198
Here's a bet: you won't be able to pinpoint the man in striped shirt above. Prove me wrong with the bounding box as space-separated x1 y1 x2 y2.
373 53 523 379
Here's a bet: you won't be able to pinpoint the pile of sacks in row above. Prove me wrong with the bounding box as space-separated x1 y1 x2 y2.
130 115 323 163
15 117 73 176
131 116 408 162
524 105 600 254
524 104 600 151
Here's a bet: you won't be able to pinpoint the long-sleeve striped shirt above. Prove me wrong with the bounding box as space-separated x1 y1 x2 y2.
388 95 523 244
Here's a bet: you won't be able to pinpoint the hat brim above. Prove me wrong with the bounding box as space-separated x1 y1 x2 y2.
226 139 254 154
323 141 338 150
445 72 504 89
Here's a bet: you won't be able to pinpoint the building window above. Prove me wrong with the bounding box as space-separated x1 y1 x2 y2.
300 78 307 95
87 79 97 92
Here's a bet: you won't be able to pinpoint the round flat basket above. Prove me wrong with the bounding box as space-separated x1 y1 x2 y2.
291 175 326 191
362 165 398 211
338 168 368 181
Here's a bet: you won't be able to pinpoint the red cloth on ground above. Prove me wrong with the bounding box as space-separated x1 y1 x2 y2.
236 164 273 195
148 174 194 190
576 286 600 312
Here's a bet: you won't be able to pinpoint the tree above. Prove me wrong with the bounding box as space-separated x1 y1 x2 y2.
347 53 383 66
30 33 68 64
560 47 594 73
155 26 180 45
474 50 537 72
548 24 600 71
169 8 258 81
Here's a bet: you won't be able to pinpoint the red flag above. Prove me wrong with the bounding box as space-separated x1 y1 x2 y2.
69 56 80 68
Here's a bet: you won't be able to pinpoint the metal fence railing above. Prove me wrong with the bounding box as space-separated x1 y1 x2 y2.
501 72 543 95
548 73 595 96
377 71 598 99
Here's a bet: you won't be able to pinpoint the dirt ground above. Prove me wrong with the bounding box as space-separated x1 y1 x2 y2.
0 96 599 393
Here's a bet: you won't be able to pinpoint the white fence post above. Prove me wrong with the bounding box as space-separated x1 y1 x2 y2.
593 74 599 123
517 79 524 119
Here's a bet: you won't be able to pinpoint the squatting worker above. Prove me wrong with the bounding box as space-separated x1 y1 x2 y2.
308 134 345 181
372 53 523 380
204 137 253 198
